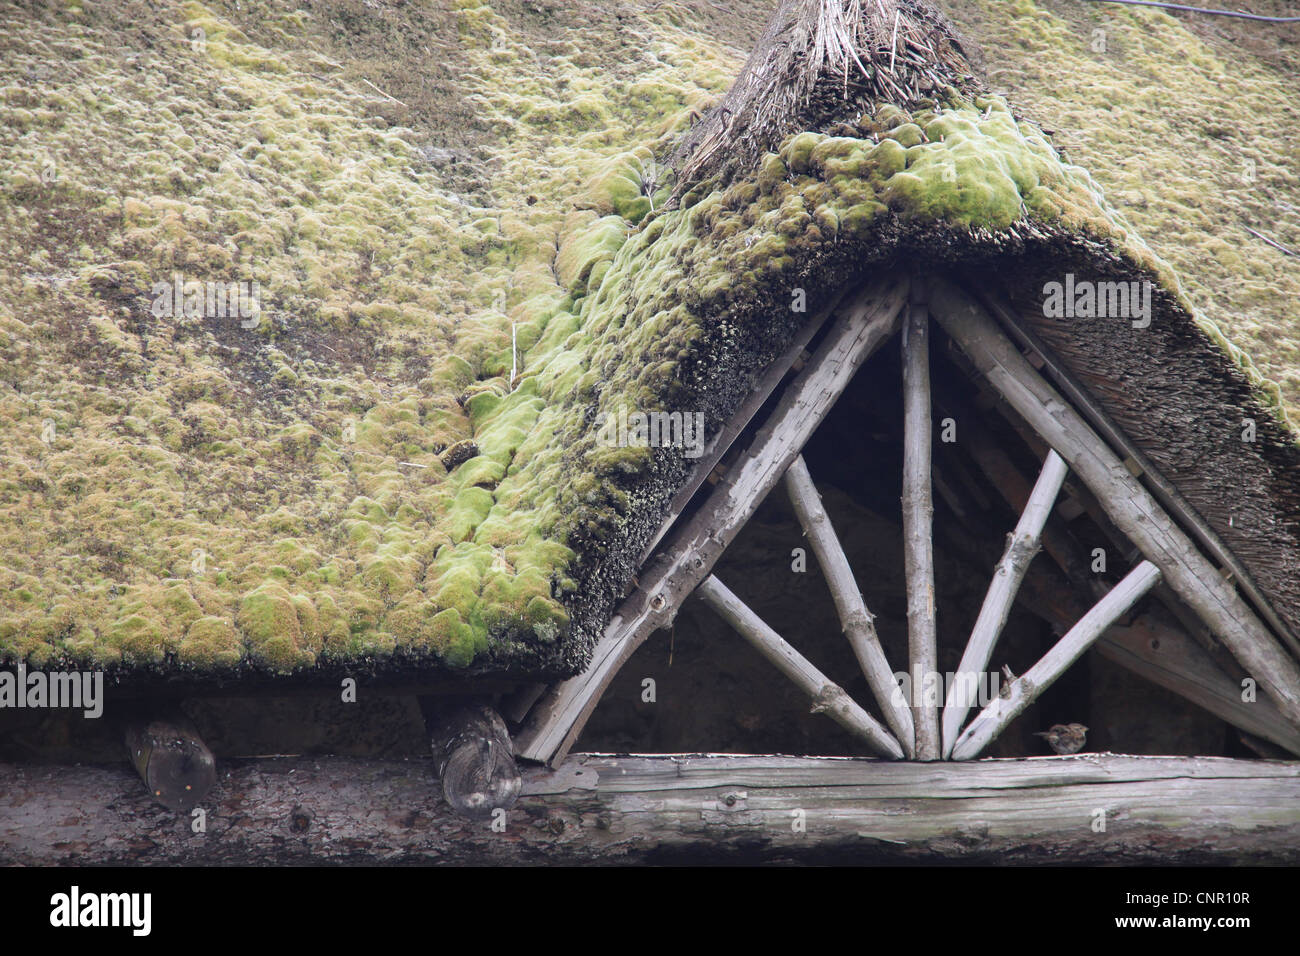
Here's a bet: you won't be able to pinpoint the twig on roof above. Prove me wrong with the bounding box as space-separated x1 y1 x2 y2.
359 77 406 105
1243 226 1299 258
1077 0 1300 22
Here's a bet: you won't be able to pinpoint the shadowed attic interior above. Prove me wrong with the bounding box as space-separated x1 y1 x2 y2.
2 283 1280 765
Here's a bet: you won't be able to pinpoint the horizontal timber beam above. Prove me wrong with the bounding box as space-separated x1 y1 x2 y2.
3 754 1297 864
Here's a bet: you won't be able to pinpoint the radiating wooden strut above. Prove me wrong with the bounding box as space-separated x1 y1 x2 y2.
696 575 904 759
930 278 1300 737
941 451 1068 757
952 560 1163 759
784 455 914 755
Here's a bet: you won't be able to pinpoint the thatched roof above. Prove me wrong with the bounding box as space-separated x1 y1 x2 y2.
2 0 1297 687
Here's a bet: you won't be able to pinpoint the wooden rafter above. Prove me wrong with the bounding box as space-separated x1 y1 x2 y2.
696 575 904 759
941 451 1068 756
952 560 1164 760
1097 619 1300 757
952 422 1300 756
514 278 909 765
931 278 1300 735
636 285 849 564
976 290 1300 659
901 284 940 759
784 454 915 754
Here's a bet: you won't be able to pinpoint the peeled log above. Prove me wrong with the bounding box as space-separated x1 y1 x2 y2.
427 703 521 818
3 754 1297 865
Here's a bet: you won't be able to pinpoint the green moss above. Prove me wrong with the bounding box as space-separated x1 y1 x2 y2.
4 0 1288 680
178 616 242 668
555 214 630 297
238 584 311 672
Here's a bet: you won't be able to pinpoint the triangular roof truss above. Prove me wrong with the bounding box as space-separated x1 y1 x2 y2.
515 276 1300 765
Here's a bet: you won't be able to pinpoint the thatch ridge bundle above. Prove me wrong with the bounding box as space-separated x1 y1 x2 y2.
670 0 978 197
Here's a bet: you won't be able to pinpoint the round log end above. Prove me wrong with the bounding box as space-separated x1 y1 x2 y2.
441 737 522 817
127 719 217 812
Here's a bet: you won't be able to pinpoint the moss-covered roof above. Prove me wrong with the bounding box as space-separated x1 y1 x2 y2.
2 0 1297 684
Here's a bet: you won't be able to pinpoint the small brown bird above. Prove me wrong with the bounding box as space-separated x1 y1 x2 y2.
1034 723 1089 755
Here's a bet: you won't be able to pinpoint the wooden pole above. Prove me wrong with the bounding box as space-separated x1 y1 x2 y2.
6 754 1299 865
930 279 1300 735
942 402 1093 587
515 279 908 765
696 575 905 759
901 283 940 759
784 454 915 755
952 560 1163 760
941 451 1068 756
954 433 1300 756
123 713 217 812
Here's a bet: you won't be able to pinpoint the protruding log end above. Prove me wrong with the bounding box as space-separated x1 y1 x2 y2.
428 703 521 818
124 715 217 812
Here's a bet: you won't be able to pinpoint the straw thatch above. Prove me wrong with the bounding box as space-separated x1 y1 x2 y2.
669 0 978 197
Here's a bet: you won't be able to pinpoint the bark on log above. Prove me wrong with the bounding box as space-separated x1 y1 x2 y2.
2 754 1297 865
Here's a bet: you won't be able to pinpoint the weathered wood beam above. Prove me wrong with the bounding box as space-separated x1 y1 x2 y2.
5 754 1298 864
967 460 1300 756
941 451 1068 757
784 454 915 754
696 575 905 759
123 712 217 812
901 284 939 760
953 561 1163 760
515 278 909 765
425 702 521 817
1097 620 1300 757
931 280 1300 735
975 290 1300 658
930 368 1298 752
941 399 1093 588
637 285 848 563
